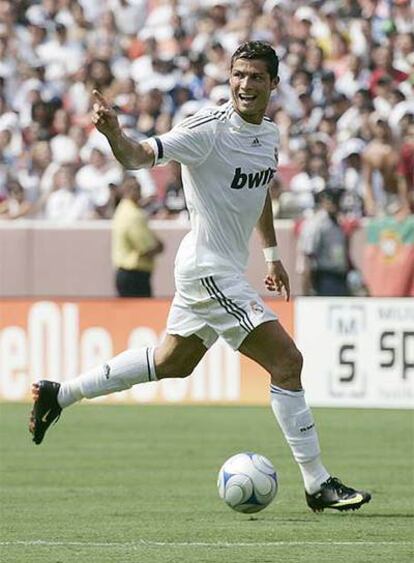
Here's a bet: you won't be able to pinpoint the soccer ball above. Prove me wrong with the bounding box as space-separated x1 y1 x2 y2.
217 452 278 513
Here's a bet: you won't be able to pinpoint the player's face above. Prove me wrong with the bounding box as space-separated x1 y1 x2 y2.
230 59 278 124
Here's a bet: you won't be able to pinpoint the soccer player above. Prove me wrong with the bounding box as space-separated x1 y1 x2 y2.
29 42 371 513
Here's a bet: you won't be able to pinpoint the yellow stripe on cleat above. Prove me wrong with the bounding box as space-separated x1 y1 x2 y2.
330 493 364 508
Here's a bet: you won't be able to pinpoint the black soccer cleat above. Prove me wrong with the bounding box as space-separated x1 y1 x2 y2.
29 380 62 445
306 477 371 512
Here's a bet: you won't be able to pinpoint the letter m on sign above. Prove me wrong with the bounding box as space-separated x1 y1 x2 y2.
328 306 366 336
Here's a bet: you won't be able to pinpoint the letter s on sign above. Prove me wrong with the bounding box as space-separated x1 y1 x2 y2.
339 344 355 382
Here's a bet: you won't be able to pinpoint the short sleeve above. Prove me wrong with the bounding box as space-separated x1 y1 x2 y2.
144 110 219 167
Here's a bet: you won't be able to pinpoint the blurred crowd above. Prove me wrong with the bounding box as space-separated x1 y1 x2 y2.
0 0 413 223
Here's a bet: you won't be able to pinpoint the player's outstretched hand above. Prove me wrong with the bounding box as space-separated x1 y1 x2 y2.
91 89 120 137
264 260 290 301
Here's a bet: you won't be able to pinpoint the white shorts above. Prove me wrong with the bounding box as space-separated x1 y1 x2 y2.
167 274 278 350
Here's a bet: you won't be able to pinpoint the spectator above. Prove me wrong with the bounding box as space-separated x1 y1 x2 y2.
290 90 324 139
356 103 379 144
306 134 331 160
394 31 414 74
109 0 147 37
112 77 139 116
304 44 325 82
49 109 79 165
312 69 338 107
393 0 413 34
0 115 21 168
0 178 33 219
17 140 57 203
330 92 351 122
369 45 408 97
373 74 394 119
397 118 414 213
36 22 84 78
44 164 92 221
65 64 91 119
332 138 366 218
291 68 313 97
129 36 159 85
184 51 208 100
86 58 115 95
362 117 405 216
335 54 370 99
112 176 164 297
336 88 373 142
136 88 171 137
76 147 123 211
318 112 338 142
290 154 330 212
86 10 121 60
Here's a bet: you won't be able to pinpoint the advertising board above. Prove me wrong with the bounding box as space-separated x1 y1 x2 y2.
295 298 414 408
0 299 293 405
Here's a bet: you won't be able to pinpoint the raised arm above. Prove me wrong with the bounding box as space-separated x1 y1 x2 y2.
256 191 290 301
91 90 154 169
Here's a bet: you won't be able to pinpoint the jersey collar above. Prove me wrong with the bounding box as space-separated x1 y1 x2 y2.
228 102 266 131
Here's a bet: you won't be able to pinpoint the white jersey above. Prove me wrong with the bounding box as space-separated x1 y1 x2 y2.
146 102 279 280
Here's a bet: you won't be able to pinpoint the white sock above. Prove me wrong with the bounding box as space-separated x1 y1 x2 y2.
270 384 330 494
57 347 157 408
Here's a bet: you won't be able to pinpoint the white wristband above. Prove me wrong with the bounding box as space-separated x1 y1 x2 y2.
263 246 280 262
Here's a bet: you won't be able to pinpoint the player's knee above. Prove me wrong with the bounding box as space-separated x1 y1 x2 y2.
291 345 303 375
155 354 196 379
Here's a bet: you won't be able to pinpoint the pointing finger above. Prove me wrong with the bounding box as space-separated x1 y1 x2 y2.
92 89 110 108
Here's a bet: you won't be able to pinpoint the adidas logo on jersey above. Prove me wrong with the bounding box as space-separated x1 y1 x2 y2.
251 137 261 146
230 167 275 190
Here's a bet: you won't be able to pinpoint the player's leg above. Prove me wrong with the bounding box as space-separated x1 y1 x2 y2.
57 332 207 404
29 333 208 445
239 320 371 511
239 320 328 489
196 275 327 495
29 289 215 444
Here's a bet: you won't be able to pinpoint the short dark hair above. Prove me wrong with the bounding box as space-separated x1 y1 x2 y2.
231 41 279 80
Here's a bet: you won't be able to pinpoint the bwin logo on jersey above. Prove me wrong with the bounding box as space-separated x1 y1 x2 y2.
230 167 275 190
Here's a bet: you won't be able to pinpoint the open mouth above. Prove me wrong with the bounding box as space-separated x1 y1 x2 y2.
239 93 257 103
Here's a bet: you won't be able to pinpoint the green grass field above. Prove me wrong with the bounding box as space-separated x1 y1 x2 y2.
0 403 413 563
